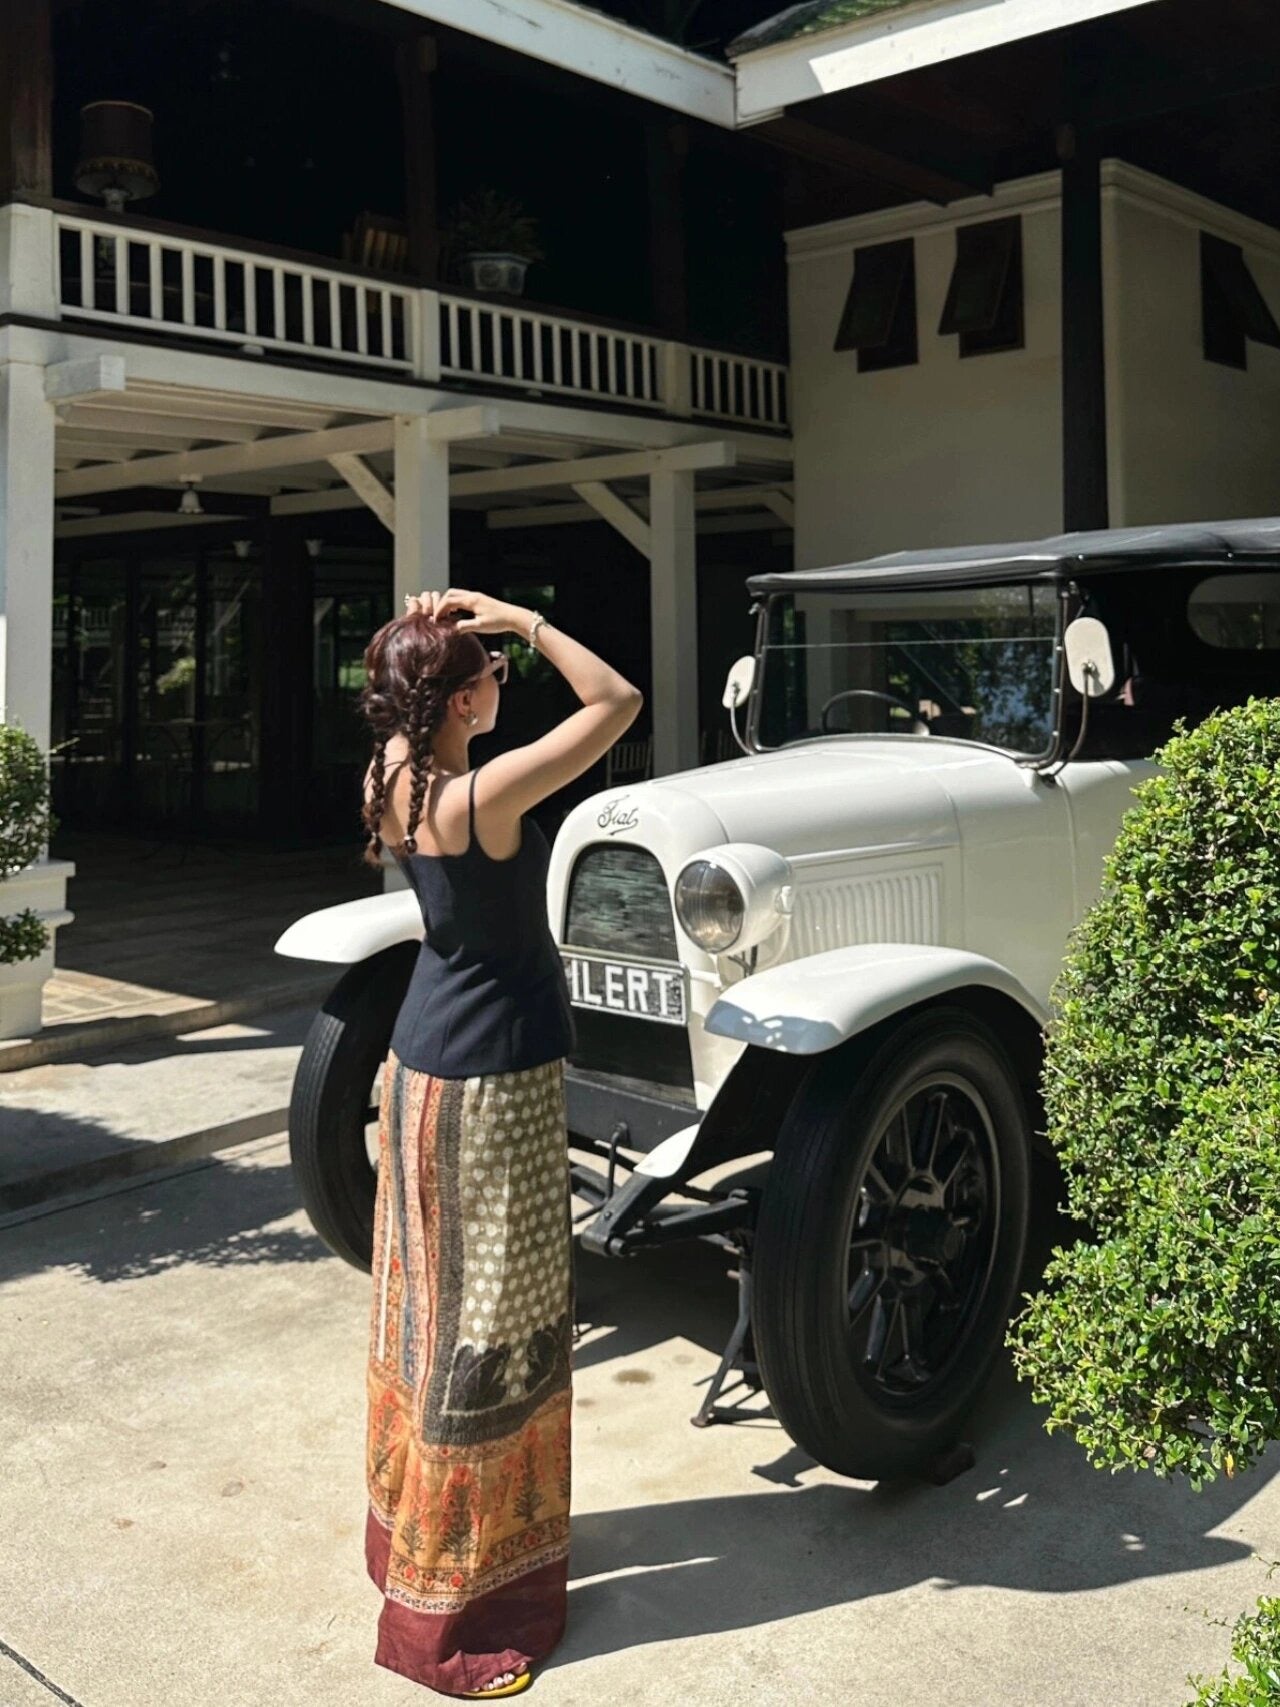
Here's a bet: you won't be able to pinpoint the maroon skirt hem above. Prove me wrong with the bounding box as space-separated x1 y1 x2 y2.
366 1507 567 1695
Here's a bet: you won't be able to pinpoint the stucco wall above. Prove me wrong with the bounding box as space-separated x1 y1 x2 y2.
1103 165 1280 526
786 173 1064 571
786 164 1280 571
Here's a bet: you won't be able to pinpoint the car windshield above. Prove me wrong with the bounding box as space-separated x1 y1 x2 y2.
756 581 1060 754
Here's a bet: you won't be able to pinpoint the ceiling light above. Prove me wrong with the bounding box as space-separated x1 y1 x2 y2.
177 478 203 516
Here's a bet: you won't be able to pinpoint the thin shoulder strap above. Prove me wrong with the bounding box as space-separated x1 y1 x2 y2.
467 765 481 841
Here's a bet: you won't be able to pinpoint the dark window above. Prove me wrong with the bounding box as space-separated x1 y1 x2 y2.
938 216 1023 356
1201 232 1280 370
834 238 917 372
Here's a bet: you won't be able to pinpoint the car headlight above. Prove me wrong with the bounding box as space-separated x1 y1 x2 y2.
674 844 793 955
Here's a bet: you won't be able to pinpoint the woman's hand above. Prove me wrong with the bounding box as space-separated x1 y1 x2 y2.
403 588 529 636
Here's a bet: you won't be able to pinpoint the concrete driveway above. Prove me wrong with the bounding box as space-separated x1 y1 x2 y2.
1 1115 1276 1706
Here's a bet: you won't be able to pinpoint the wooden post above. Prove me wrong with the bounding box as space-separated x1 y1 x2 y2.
396 34 440 285
648 467 699 775
0 357 56 752
645 118 689 339
1058 124 1109 532
0 0 53 201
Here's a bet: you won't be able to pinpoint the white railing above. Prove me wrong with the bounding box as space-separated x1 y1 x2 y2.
56 214 417 371
690 344 789 430
49 210 789 430
438 295 664 409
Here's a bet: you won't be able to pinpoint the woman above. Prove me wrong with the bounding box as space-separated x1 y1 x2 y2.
358 587 641 1699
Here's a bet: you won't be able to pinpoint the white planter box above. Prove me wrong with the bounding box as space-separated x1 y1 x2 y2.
0 856 75 1041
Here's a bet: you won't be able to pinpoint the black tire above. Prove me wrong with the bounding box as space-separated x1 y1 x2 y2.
752 1006 1031 1480
287 942 417 1271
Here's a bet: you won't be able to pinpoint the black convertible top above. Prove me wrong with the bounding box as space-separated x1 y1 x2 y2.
746 517 1280 597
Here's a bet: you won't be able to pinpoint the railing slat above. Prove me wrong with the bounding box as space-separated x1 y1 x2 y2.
328 278 341 349
380 291 392 361
243 261 257 337
149 244 163 322
80 228 95 310
213 253 227 331
355 284 368 355
272 268 286 342
180 248 195 325
301 275 314 348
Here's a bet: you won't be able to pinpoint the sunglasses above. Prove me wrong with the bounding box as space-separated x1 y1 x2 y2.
469 649 509 687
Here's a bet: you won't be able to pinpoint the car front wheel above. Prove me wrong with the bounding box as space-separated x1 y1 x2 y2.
752 1006 1031 1480
287 942 417 1272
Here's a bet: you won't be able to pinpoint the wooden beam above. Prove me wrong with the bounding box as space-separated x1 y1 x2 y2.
396 33 440 283
572 481 651 557
0 0 52 199
328 452 395 531
54 419 396 498
761 490 795 526
451 440 734 498
59 404 262 443
45 355 126 404
756 115 985 206
1059 128 1109 531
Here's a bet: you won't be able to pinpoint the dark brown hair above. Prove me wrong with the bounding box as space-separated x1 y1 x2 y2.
356 612 489 867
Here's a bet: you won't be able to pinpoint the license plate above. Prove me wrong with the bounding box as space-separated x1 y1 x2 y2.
560 948 688 1026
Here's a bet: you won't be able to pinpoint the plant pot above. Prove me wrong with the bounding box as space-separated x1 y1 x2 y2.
458 252 530 295
0 856 75 1041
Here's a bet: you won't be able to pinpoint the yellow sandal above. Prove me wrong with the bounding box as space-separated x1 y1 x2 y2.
462 1668 531 1699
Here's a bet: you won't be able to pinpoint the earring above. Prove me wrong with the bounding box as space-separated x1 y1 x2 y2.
465 711 479 726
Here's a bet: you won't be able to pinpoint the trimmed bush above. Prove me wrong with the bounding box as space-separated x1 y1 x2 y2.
0 721 58 967
1008 698 1280 1488
1186 1593 1280 1706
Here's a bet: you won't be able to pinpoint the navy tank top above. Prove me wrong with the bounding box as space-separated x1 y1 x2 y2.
386 762 576 1079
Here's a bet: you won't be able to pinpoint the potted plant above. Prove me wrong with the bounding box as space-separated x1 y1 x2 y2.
0 722 75 1041
443 189 544 296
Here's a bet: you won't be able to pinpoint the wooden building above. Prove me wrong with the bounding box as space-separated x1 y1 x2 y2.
2 0 1280 995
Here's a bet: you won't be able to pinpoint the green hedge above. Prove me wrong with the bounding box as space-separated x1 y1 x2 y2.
0 721 57 967
1009 698 1280 1488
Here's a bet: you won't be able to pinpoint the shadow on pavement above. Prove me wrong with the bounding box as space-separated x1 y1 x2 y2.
563 1366 1274 1663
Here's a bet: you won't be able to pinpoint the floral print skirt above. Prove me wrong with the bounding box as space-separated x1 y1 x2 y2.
365 1050 572 1695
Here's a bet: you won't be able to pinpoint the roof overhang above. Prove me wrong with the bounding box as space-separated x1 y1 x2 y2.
376 0 737 126
730 0 1167 124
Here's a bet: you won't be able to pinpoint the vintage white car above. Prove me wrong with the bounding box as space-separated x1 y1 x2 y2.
276 517 1280 1481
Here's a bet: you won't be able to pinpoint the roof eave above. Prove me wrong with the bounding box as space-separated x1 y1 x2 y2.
377 0 737 127
730 0 1166 124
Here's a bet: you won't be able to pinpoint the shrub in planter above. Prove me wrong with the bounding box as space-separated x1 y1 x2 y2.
1008 698 1280 1489
0 721 58 966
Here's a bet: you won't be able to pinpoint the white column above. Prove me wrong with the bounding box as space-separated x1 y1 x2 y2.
393 413 450 606
648 466 699 775
0 358 56 753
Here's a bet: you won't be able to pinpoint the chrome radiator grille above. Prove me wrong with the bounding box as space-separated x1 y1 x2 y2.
564 845 678 960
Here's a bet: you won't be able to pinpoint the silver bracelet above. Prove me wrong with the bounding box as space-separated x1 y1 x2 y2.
527 612 548 650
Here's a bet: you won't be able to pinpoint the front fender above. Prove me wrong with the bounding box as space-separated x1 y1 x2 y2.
273 890 423 964
704 943 1048 1054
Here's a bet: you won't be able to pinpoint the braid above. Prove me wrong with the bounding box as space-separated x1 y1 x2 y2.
402 674 434 856
360 735 389 870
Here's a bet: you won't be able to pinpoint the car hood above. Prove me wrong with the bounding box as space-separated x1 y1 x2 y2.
623 738 997 859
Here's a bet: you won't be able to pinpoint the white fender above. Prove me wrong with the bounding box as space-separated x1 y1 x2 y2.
704 942 1048 1054
273 890 423 964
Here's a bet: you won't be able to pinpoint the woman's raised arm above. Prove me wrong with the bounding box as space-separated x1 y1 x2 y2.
428 588 642 817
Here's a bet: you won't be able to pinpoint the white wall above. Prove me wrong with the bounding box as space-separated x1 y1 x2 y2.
786 172 1063 570
1103 164 1280 526
787 163 1280 571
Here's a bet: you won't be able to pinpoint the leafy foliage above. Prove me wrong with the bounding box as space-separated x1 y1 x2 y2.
0 723 57 968
1009 698 1280 1488
443 190 544 263
1186 1592 1280 1706
0 721 57 878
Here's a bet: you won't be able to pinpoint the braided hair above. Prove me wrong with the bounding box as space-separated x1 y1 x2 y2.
357 612 489 868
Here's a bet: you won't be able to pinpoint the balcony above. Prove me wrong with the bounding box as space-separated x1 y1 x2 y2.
34 204 788 433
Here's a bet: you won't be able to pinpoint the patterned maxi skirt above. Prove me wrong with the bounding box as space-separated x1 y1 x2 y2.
365 1048 573 1694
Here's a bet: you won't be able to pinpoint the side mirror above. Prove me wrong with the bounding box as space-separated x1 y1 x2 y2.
722 655 756 710
1064 616 1116 698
